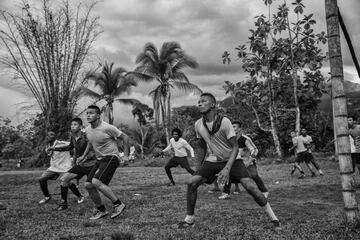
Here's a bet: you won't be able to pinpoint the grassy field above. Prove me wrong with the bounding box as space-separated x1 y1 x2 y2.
1 160 360 240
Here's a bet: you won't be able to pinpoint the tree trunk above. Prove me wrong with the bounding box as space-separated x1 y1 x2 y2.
325 0 359 225
109 103 114 124
269 105 283 159
166 90 171 145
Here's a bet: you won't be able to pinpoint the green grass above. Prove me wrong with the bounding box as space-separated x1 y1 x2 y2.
1 160 360 239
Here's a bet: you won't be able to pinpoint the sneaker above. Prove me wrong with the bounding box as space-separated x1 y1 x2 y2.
173 221 195 229
233 191 240 195
77 196 85 204
218 193 231 200
271 220 281 230
110 203 126 219
57 204 68 211
208 188 220 193
89 210 108 220
39 197 51 204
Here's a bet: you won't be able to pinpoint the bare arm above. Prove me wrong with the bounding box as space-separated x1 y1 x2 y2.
193 138 207 168
245 139 258 156
162 143 172 153
183 141 195 158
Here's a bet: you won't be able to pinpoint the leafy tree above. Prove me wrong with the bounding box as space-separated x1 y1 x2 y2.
0 0 101 133
130 42 201 144
81 62 140 124
223 0 327 158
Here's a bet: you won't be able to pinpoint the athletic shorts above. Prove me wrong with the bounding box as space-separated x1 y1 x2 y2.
39 170 62 181
87 156 119 185
68 165 94 181
296 151 313 163
166 156 191 169
194 159 250 184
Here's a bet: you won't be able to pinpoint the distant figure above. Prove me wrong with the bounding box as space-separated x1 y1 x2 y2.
129 145 136 163
16 159 24 168
162 128 195 185
289 131 306 178
348 116 360 174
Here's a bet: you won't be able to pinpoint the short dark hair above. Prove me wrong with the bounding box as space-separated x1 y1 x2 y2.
171 128 182 137
71 117 83 126
232 121 242 128
200 92 216 104
348 115 357 121
87 105 101 114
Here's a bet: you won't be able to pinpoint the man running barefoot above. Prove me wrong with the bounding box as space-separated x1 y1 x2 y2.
38 130 78 204
162 128 195 185
175 93 280 229
49 118 97 210
78 105 130 220
219 121 268 200
297 129 324 177
289 131 306 179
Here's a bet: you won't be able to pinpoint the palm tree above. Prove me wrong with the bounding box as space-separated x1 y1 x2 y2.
80 62 140 124
129 42 201 143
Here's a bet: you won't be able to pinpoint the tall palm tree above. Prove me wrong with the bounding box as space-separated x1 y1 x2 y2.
129 42 201 143
80 62 140 124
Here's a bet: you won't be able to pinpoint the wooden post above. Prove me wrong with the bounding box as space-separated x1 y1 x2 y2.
325 0 359 224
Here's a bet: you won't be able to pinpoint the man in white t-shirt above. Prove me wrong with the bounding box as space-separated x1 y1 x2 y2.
162 128 195 185
174 93 280 229
295 128 324 177
78 105 129 220
348 116 360 174
38 130 80 205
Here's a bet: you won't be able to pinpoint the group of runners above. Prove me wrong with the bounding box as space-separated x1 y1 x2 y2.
35 92 360 229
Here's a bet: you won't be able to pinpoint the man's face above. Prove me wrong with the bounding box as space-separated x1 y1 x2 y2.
47 131 56 142
232 124 242 134
198 96 214 114
348 117 354 127
70 121 81 133
301 129 307 136
86 108 99 123
172 132 180 141
290 132 296 138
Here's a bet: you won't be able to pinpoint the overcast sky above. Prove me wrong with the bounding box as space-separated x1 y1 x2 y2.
0 0 359 125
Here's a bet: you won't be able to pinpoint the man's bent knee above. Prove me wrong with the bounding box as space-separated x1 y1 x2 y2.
91 178 104 187
85 181 95 190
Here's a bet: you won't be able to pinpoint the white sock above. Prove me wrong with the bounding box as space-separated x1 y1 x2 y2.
263 192 269 198
185 215 195 223
263 203 278 221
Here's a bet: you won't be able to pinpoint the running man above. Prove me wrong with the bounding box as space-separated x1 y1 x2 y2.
162 128 195 185
289 131 306 178
175 93 280 229
78 105 129 220
219 121 268 199
48 117 97 210
296 128 324 177
38 130 79 204
348 116 360 174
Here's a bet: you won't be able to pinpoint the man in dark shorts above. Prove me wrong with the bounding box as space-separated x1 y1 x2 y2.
219 121 268 199
296 128 324 177
175 93 280 229
348 116 360 174
49 117 97 210
162 128 195 185
78 105 130 220
289 131 306 178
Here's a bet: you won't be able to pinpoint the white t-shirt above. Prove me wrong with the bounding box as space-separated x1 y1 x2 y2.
163 138 195 158
195 117 236 162
47 140 72 172
296 135 312 153
85 121 123 160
